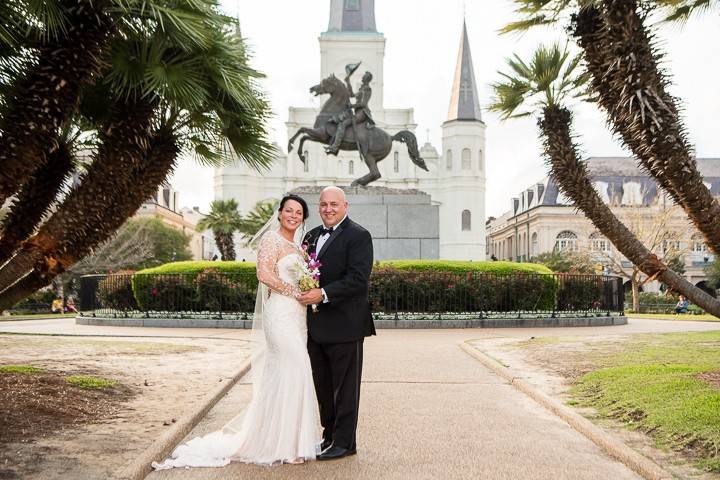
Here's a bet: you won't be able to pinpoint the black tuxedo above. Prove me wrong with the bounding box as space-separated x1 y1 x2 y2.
302 216 375 451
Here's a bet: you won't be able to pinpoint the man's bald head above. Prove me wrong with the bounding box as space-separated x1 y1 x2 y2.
319 186 348 227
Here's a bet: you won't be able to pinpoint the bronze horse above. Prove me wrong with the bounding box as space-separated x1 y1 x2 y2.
288 74 428 187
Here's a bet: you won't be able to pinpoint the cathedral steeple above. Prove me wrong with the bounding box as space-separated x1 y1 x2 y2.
327 0 377 33
447 20 482 122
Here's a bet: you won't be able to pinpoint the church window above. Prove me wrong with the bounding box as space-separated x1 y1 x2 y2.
461 148 471 170
461 210 471 231
446 150 453 170
590 232 610 252
554 230 578 252
393 152 399 173
345 0 360 11
478 149 483 170
349 160 354 175
303 151 309 172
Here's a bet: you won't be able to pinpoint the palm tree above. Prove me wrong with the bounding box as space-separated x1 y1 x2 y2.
237 200 279 244
0 10 274 305
503 0 720 255
197 200 244 261
0 0 114 206
0 122 80 266
0 0 221 206
489 43 720 316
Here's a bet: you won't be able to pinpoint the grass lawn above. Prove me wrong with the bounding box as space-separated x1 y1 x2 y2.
569 331 720 472
626 312 719 322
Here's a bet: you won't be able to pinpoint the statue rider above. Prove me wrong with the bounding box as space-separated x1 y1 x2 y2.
325 66 375 156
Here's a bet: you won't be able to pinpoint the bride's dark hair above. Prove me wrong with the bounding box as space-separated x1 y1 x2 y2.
278 194 309 220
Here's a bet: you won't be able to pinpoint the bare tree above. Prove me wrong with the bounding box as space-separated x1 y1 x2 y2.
68 222 154 275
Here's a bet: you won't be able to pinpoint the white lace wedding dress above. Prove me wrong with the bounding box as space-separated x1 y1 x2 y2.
152 230 320 469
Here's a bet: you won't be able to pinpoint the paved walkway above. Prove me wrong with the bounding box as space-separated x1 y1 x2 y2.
146 329 650 480
4 318 718 479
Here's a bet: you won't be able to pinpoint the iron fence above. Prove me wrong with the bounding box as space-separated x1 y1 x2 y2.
78 271 624 320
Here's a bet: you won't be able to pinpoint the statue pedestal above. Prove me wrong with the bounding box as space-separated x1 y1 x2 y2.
293 186 439 260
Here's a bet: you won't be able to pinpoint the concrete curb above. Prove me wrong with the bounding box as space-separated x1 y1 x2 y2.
117 359 252 480
459 342 673 480
78 315 627 329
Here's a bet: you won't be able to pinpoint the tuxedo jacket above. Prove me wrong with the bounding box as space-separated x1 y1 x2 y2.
303 216 376 344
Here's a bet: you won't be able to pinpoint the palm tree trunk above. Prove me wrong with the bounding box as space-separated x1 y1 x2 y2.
0 142 75 266
0 0 113 205
0 271 48 312
540 105 720 316
0 124 179 309
214 232 236 261
0 97 156 293
571 2 720 254
631 268 640 312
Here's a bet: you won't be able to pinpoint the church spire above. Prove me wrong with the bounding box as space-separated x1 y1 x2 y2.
327 0 377 33
447 20 482 122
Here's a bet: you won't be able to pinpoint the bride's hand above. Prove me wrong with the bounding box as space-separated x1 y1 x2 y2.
297 288 323 305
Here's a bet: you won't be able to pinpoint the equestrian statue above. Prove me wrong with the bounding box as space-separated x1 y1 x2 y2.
288 63 428 187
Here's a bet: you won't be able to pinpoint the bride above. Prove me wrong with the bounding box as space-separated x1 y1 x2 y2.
152 194 321 469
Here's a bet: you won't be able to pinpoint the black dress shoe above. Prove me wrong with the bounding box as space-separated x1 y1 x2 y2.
317 446 357 461
320 439 332 452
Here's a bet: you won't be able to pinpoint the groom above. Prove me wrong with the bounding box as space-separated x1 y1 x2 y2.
298 186 375 460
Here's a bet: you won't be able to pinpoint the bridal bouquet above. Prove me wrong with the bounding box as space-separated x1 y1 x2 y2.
299 244 322 312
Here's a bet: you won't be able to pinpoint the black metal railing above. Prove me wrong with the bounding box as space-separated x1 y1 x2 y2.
79 271 624 320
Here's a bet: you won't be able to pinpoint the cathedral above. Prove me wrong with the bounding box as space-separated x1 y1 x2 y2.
214 0 487 260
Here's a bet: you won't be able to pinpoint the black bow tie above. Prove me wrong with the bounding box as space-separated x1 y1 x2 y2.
320 226 334 236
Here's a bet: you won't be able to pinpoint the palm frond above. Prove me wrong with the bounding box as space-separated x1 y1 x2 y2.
489 42 589 120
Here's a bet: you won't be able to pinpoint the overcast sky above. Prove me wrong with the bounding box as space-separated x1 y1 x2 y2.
168 0 720 218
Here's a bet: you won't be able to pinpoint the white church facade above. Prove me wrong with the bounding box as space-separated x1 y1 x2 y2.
215 0 486 261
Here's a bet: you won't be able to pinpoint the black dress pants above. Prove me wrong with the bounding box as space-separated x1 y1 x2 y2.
307 337 364 450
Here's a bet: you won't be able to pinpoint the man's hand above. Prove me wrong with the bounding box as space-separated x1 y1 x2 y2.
298 288 323 305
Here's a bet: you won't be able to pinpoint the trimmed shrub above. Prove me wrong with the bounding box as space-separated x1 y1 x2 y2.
97 272 137 311
119 259 607 314
378 260 553 275
369 266 557 313
556 274 605 311
133 274 198 312
195 269 256 312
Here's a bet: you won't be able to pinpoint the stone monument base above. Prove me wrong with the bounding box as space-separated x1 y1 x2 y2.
292 186 439 260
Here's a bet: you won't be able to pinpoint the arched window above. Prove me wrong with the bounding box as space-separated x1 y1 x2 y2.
303 151 309 172
555 230 578 252
531 232 538 257
393 151 399 173
461 148 471 170
446 150 453 170
692 233 707 252
478 149 484 170
590 232 610 252
461 210 471 231
349 160 354 175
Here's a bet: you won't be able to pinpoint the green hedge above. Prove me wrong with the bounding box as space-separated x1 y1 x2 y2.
370 266 557 312
97 273 138 311
121 260 610 313
137 260 552 275
378 260 553 275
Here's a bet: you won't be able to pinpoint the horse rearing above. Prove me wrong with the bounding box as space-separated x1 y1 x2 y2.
288 74 427 187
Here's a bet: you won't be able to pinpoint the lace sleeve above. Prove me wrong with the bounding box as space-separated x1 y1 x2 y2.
256 232 300 298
